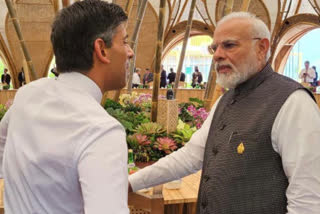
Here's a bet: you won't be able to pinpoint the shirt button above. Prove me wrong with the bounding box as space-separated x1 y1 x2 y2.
201 200 207 208
219 124 226 130
212 147 218 155
203 175 210 182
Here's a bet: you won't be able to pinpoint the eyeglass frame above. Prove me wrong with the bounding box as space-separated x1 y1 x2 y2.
207 37 262 55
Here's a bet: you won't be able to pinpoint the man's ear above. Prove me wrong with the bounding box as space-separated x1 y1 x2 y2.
94 38 110 64
257 38 269 61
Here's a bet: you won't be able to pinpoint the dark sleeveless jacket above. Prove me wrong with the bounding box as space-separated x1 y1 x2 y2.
197 64 314 214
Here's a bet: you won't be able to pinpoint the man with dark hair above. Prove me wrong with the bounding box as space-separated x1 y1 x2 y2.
1 68 11 89
0 1 133 213
167 68 176 84
142 68 153 85
180 71 186 82
17 67 25 87
160 65 167 88
129 12 320 214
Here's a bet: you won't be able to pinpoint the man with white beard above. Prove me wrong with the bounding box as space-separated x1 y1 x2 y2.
129 12 320 214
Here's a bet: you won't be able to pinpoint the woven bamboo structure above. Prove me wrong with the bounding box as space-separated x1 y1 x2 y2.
0 0 319 105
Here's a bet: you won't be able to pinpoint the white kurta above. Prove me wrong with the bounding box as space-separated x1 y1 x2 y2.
129 90 320 214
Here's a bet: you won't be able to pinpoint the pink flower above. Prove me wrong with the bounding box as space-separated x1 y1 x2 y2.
155 137 177 154
135 134 151 146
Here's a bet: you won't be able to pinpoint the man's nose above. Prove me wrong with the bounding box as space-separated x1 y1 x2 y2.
213 45 226 62
128 46 134 59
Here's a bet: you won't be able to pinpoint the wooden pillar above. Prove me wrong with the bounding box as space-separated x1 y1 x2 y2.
204 57 216 108
127 0 148 94
5 0 38 80
151 0 166 122
240 0 251 11
173 0 197 98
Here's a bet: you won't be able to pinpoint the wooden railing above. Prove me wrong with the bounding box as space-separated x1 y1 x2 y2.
0 90 17 105
2 89 320 109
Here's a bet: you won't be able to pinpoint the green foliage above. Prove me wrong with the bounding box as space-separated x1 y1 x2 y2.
2 85 10 90
171 120 196 146
123 103 141 113
189 97 204 108
104 98 123 110
178 102 194 122
106 108 149 134
0 104 7 122
135 122 166 136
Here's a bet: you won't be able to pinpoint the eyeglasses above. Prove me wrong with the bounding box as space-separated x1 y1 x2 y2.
208 38 261 55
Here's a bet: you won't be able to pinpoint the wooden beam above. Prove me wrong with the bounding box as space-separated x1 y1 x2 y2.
173 0 196 98
127 0 149 94
62 0 69 8
151 0 166 122
4 0 38 80
224 0 234 15
240 0 251 12
204 58 217 111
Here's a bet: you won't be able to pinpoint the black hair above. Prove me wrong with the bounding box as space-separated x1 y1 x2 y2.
51 0 127 72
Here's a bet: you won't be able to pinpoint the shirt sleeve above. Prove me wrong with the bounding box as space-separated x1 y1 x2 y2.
0 107 11 178
77 123 129 214
129 96 222 192
271 89 320 214
309 69 316 79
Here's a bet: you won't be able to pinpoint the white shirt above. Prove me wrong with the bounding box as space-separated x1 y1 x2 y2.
132 72 140 85
299 68 316 83
129 89 320 214
0 72 129 214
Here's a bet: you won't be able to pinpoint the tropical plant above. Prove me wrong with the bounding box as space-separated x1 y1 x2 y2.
0 104 6 122
104 98 122 110
171 120 196 146
135 122 166 136
153 137 177 154
106 108 150 134
0 99 13 122
189 97 204 108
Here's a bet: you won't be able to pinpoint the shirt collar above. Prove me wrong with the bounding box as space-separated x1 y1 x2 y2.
57 72 102 103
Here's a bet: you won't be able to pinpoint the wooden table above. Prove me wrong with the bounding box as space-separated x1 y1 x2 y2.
163 171 201 214
134 171 201 214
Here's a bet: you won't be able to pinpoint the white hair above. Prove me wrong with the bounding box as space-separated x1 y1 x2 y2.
217 12 271 60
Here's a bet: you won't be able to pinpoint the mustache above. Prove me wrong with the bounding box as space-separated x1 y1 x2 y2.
215 62 233 71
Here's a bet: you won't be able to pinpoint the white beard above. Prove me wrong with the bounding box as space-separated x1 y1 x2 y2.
215 51 260 89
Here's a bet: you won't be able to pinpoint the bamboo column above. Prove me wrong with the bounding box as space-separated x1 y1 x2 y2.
62 0 70 8
126 0 148 94
224 0 234 15
112 0 142 101
124 0 135 18
151 0 166 122
173 0 196 98
4 0 38 80
204 58 217 111
240 0 251 11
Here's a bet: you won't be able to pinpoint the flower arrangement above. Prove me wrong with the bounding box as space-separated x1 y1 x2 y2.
104 95 209 162
186 105 209 129
178 98 209 129
127 123 178 162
